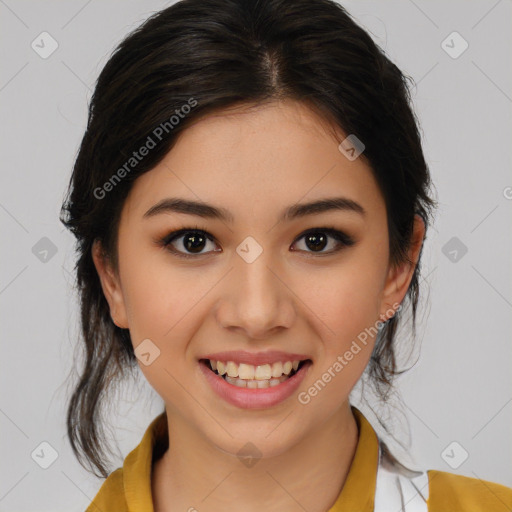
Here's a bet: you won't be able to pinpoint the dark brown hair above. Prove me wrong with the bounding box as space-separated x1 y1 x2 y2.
60 0 437 478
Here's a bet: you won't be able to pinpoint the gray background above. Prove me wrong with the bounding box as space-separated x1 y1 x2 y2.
1 0 511 510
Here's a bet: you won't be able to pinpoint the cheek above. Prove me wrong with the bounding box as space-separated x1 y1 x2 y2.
118 249 208 404
317 257 386 338
118 238 204 341
304 243 388 394
298 267 384 408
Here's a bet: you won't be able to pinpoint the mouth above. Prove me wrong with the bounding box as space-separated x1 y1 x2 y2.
199 358 311 389
198 356 312 408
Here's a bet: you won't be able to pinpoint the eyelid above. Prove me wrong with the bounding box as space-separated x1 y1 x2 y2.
160 226 216 246
159 226 219 259
158 225 355 258
293 226 355 254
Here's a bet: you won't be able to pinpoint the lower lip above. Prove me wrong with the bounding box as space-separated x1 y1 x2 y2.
198 360 312 409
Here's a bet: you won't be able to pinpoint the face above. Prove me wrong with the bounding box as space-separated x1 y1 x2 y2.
93 99 424 458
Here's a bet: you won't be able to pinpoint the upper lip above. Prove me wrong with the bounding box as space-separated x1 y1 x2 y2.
199 350 312 366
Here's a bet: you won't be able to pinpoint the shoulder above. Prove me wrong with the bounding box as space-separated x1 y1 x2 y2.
86 467 128 512
85 412 167 511
427 469 512 512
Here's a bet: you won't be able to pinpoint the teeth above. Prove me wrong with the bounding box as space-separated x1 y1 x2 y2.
217 361 226 376
208 359 302 381
226 361 238 378
283 361 293 375
238 363 255 380
255 364 272 380
271 362 283 378
225 374 288 388
225 375 242 386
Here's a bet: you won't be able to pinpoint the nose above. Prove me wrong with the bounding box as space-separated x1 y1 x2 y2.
214 251 296 340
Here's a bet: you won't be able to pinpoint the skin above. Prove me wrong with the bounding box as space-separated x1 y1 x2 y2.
93 99 425 512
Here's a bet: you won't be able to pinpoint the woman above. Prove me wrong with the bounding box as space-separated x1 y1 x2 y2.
60 0 512 510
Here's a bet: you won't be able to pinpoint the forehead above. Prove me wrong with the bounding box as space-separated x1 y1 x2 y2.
121 99 385 225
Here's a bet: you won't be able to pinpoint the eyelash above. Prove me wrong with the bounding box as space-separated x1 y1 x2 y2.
158 224 356 259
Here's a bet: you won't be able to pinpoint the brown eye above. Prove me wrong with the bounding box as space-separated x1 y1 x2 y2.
304 232 329 252
160 226 355 260
291 228 355 255
178 232 208 253
163 229 220 258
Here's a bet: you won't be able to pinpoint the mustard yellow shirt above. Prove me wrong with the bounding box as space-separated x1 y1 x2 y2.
86 407 512 511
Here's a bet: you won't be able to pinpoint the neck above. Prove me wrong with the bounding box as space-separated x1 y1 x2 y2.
152 401 359 512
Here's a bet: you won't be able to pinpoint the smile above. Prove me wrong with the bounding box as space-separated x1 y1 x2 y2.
198 357 312 409
205 359 305 388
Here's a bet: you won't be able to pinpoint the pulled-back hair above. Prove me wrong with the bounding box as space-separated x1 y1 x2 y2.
60 0 437 478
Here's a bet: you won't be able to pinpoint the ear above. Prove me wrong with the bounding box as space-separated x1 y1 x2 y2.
91 239 129 329
379 214 426 321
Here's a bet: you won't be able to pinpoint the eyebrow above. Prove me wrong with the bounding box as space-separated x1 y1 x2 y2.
143 196 366 222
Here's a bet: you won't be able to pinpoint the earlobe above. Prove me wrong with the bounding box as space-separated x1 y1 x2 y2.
91 240 129 329
380 215 426 319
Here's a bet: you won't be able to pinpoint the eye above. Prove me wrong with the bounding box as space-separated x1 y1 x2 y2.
161 227 220 259
159 225 355 259
291 227 355 255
